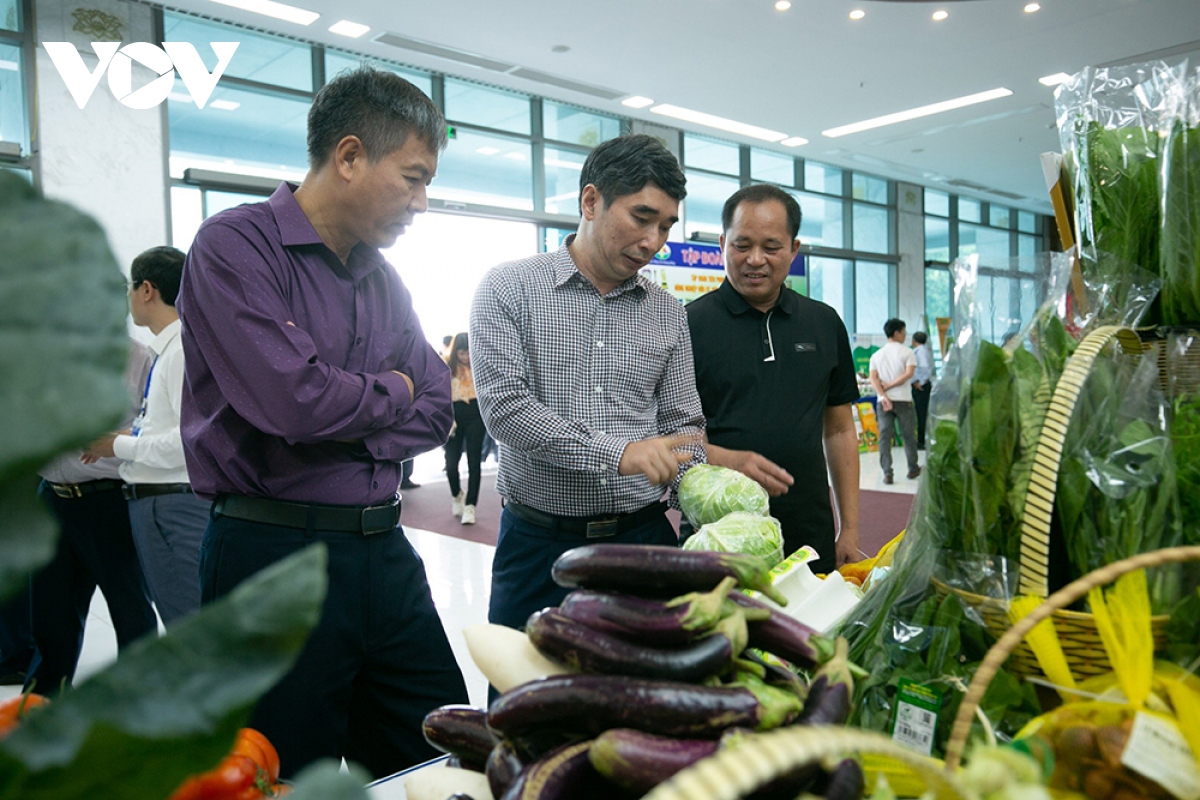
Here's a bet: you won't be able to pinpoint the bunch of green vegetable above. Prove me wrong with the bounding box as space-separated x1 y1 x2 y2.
1161 116 1200 324
678 464 770 528
682 511 785 568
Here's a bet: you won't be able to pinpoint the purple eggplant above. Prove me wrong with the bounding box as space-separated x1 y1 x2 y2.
556 576 736 645
500 740 617 800
551 545 788 606
796 637 855 726
525 608 744 682
487 674 801 741
726 591 834 670
588 728 719 793
422 705 496 767
810 758 866 800
487 739 528 798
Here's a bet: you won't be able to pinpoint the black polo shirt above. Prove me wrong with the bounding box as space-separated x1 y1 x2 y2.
687 280 858 562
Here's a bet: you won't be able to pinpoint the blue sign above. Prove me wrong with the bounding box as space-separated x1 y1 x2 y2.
653 241 805 276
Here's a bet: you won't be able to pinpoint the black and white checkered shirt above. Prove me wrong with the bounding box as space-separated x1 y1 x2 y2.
470 240 706 516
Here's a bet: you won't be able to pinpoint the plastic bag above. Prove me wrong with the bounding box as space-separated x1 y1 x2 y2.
677 463 769 528
681 511 784 568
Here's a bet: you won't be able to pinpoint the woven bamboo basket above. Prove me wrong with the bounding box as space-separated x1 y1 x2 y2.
944 544 1200 773
932 324 1171 681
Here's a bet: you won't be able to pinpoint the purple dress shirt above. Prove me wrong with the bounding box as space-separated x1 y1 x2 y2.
177 182 452 505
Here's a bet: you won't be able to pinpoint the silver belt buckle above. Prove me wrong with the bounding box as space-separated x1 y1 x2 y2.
586 517 619 539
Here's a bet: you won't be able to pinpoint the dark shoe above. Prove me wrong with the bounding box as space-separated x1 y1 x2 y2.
400 480 421 489
907 467 922 480
883 474 894 485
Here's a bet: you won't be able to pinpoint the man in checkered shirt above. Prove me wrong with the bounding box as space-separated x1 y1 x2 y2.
470 134 706 632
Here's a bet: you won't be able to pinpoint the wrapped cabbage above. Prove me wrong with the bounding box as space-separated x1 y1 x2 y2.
678 464 770 527
683 511 784 568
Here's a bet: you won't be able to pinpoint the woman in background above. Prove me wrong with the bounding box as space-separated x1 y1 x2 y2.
444 333 485 524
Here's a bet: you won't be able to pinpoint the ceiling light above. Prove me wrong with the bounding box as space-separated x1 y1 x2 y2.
1038 72 1072 86
1024 2 1040 11
208 0 319 25
650 104 787 142
503 151 527 161
780 137 809 147
621 95 655 109
932 10 949 21
475 146 500 155
209 99 241 111
328 20 369 37
822 87 1013 137
775 0 792 10
849 9 865 20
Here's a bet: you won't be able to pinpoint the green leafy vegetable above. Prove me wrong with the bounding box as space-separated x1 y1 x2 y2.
682 511 784 567
679 464 770 528
1161 118 1200 325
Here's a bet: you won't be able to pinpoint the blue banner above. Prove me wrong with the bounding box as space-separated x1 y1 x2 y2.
652 241 805 276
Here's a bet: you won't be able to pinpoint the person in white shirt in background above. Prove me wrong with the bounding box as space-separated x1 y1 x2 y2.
910 330 934 450
82 246 206 626
868 318 920 485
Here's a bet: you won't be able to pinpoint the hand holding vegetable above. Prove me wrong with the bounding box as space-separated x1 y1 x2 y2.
618 433 698 486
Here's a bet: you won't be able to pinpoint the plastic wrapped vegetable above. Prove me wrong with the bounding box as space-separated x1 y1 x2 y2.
678 464 770 528
682 511 783 568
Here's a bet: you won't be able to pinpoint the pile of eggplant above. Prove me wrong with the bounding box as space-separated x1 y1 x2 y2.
422 545 865 800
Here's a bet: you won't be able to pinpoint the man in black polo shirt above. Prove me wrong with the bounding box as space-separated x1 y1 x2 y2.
687 184 860 573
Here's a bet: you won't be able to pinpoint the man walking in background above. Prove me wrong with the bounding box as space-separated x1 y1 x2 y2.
869 318 919 485
910 330 934 449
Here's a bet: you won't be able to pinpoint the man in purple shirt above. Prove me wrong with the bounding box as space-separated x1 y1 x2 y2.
177 68 467 780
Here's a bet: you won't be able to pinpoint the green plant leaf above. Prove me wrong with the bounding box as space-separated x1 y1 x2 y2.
0 544 328 799
287 760 372 800
0 171 131 599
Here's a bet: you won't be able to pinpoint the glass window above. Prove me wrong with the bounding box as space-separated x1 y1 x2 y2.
324 51 431 96
431 129 532 210
925 189 949 217
958 222 1010 268
543 146 586 215
1 0 18 32
205 189 264 217
544 226 575 252
683 134 740 176
444 78 530 135
807 257 853 329
804 161 842 195
1018 233 1040 262
925 217 951 263
0 43 24 150
853 203 890 254
978 274 1018 344
170 186 203 252
989 204 1012 229
1020 278 1038 325
163 13 313 91
959 198 982 223
168 80 309 179
796 191 843 249
852 174 888 205
925 267 951 340
543 101 619 147
855 261 891 336
1018 210 1037 233
751 149 794 185
683 170 739 239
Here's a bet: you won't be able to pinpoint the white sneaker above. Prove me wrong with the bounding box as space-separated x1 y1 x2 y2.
451 491 465 517
461 505 476 525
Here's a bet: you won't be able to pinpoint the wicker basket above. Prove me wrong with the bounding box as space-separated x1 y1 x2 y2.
944 544 1200 772
931 324 1171 682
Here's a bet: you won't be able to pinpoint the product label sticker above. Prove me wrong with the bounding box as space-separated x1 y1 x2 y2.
1121 711 1200 800
891 678 942 757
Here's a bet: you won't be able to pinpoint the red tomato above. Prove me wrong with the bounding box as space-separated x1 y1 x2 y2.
0 693 48 738
233 728 281 784
169 754 260 800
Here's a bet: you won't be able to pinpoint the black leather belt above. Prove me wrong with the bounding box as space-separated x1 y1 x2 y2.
212 494 401 535
47 479 125 499
506 500 667 539
123 483 192 501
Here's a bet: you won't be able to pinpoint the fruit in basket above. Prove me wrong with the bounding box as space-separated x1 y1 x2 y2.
0 692 47 738
678 463 770 527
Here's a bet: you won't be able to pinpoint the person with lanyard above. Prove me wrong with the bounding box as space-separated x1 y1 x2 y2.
444 332 484 526
176 67 467 780
910 330 934 449
687 184 860 574
471 134 706 633
83 246 207 627
29 341 159 693
869 318 920 485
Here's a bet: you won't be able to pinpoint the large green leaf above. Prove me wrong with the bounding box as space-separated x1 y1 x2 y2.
288 761 371 800
0 171 131 598
0 544 328 799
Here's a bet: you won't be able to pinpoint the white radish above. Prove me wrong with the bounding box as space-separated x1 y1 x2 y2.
402 764 494 800
462 622 571 693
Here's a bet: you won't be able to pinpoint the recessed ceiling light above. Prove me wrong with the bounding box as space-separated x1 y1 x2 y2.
822 87 1013 137
328 20 369 37
504 151 527 161
621 96 655 109
775 0 792 10
208 0 319 26
849 9 865 20
1038 72 1072 86
780 137 809 147
1024 2 1041 11
209 99 241 111
932 10 949 21
475 146 500 156
551 44 570 53
650 103 788 142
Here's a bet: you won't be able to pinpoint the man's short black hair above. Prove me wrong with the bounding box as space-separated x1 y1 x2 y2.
721 184 802 241
307 67 447 168
131 246 185 307
884 318 907 339
579 134 686 212
912 331 929 345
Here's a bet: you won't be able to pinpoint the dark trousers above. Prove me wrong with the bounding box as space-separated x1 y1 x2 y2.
199 513 468 780
878 401 919 477
0 586 34 681
30 482 157 693
487 506 678 631
912 381 931 448
445 400 485 506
